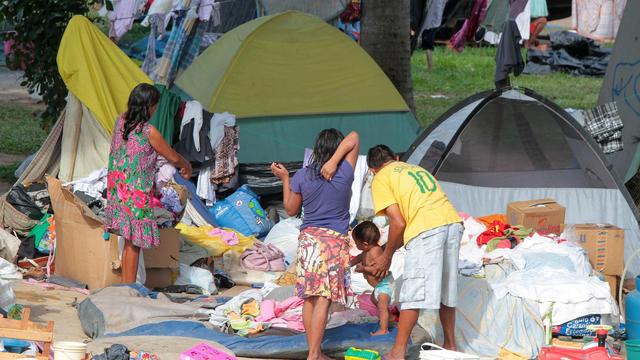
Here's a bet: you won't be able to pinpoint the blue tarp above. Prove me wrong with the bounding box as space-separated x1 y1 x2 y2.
173 173 218 226
106 320 399 358
123 36 168 61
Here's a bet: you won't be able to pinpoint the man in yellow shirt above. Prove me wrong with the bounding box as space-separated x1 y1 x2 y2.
366 145 462 359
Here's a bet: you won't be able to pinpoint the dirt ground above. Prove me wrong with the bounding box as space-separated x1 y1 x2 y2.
12 281 263 358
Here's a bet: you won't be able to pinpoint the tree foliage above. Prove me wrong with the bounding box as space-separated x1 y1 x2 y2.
0 0 89 129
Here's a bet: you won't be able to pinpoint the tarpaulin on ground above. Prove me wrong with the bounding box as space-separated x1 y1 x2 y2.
57 16 152 133
523 31 611 76
106 321 401 359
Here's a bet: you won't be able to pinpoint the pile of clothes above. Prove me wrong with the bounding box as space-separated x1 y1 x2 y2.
208 288 376 337
523 31 612 76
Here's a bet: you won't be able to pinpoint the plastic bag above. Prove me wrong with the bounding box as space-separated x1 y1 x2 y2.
175 263 217 294
211 185 273 238
263 217 301 265
6 185 41 220
176 223 255 257
0 278 16 311
356 172 375 221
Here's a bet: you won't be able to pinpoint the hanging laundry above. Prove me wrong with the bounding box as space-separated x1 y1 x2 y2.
197 165 216 205
141 0 173 26
211 126 239 184
582 101 624 154
141 14 166 75
494 19 524 88
181 101 204 152
174 108 214 165
150 85 183 145
199 0 217 22
154 0 207 86
109 0 145 41
450 0 489 52
210 112 236 150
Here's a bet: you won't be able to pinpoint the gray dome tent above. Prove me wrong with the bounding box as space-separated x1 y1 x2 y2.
403 87 640 274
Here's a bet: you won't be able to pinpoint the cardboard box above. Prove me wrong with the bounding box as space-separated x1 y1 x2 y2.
573 224 624 276
604 275 620 301
48 177 179 289
506 199 565 234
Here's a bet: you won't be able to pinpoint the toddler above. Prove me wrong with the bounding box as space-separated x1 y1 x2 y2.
352 221 393 335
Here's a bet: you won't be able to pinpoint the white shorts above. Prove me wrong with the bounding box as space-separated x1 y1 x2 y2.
399 223 463 310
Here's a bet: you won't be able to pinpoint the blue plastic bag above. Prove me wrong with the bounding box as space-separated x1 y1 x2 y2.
211 185 273 238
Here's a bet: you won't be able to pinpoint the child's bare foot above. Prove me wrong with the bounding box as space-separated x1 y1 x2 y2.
371 328 389 336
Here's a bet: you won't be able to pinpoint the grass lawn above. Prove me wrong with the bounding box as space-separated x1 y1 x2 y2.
412 46 603 127
0 105 47 182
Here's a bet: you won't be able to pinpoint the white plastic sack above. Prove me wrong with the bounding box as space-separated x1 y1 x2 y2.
0 229 20 262
263 217 302 265
0 279 15 311
175 263 217 294
0 258 21 280
356 171 375 221
349 156 369 223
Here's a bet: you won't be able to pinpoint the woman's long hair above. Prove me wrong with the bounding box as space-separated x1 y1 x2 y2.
123 83 161 141
308 128 344 177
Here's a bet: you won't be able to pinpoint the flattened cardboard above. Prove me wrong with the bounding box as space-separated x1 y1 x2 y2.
48 177 180 289
507 199 565 234
574 223 624 276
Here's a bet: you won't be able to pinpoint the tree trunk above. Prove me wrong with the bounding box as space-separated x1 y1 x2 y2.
361 0 416 114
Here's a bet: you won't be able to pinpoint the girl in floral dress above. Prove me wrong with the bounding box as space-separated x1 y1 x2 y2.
105 84 192 283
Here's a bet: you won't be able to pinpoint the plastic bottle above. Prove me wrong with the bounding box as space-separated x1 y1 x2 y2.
625 275 640 340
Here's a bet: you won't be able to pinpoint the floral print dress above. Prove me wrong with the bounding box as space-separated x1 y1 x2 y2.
105 115 160 248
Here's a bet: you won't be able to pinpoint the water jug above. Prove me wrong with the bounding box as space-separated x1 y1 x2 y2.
625 275 640 340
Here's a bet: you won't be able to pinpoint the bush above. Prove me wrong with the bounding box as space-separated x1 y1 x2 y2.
0 0 89 129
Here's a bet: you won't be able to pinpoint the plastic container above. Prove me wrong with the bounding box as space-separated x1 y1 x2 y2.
180 342 237 360
627 340 640 359
53 341 87 360
625 276 640 340
1 338 30 353
344 347 380 360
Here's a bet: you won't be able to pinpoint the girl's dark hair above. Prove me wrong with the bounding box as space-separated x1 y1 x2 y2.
123 83 161 141
308 128 344 176
352 221 380 245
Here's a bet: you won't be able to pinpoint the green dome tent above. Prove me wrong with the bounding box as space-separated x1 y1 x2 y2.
174 11 420 163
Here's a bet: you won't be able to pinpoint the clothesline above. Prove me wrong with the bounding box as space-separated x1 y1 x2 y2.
108 0 236 22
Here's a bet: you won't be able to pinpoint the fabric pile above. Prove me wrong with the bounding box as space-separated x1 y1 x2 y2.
523 31 612 76
456 212 619 328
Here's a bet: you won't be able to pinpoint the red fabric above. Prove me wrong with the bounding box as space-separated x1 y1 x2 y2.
477 220 510 246
177 102 186 120
450 0 489 52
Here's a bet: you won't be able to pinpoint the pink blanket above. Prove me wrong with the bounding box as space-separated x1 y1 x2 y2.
256 296 305 331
